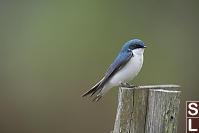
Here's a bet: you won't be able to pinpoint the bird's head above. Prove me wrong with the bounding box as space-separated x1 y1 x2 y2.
121 39 147 53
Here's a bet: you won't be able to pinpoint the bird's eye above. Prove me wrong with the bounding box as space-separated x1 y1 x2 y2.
135 44 142 48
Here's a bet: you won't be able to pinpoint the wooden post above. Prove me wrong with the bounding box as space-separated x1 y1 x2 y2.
112 85 181 133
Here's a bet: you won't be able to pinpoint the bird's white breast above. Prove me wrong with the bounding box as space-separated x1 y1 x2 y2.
107 48 144 87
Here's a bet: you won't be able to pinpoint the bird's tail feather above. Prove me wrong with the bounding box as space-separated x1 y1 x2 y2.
92 94 103 102
82 80 102 97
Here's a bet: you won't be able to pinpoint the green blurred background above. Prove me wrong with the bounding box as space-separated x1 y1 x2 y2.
0 1 199 133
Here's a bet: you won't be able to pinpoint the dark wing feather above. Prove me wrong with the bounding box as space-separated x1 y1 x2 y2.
98 52 133 88
82 52 133 98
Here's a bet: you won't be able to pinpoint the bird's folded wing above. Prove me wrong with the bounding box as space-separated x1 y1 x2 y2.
98 52 133 88
82 52 133 98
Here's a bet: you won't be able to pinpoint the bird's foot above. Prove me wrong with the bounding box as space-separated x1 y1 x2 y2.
129 85 138 88
121 82 138 88
121 82 131 87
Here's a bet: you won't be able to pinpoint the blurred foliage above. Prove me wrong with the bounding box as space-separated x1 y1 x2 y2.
0 1 199 133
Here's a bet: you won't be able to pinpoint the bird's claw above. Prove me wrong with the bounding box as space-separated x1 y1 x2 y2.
129 85 138 88
121 83 138 88
121 82 131 87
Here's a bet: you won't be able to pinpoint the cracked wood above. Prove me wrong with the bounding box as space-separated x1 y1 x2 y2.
112 85 181 133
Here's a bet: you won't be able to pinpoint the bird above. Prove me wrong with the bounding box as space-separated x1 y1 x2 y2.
82 39 147 101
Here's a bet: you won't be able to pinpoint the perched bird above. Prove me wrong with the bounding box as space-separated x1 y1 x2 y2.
82 39 147 101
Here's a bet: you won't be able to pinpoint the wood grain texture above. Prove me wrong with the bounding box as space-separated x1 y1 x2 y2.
112 85 181 133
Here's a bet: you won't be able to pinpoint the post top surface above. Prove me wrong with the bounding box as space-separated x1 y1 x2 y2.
121 84 180 91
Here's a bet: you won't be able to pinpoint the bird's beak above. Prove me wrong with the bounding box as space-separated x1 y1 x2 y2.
143 45 147 48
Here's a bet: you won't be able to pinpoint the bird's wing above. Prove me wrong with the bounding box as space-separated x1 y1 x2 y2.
82 52 133 98
98 52 133 88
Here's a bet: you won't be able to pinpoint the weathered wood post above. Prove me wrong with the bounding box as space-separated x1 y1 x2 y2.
112 85 181 133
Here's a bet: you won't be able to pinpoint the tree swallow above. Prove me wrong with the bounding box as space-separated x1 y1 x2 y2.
82 39 147 101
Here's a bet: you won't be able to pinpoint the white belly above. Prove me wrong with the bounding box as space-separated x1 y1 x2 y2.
106 49 144 88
